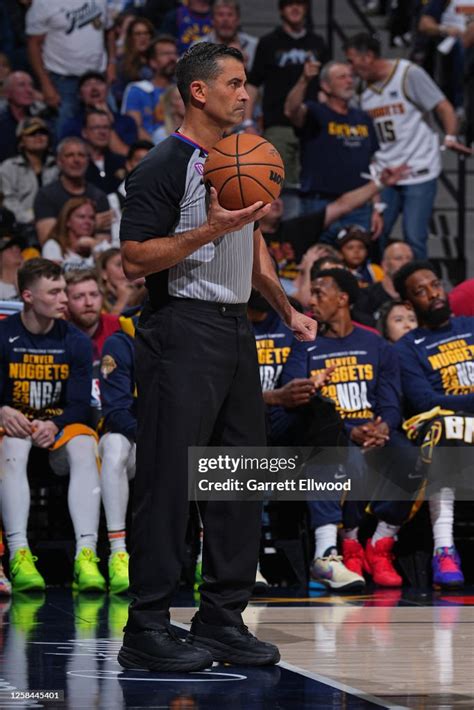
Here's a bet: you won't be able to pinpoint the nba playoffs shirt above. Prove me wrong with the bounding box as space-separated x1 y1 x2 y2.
282 325 401 431
394 316 474 414
0 313 92 428
120 132 256 305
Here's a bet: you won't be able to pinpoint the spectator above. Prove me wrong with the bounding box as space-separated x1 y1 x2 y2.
393 260 474 588
122 35 178 142
99 247 146 314
65 268 120 426
418 0 474 109
82 109 126 194
0 232 24 301
357 240 414 321
112 17 154 108
151 85 185 144
34 137 111 245
117 138 154 203
196 0 258 71
377 300 418 343
160 0 212 55
98 316 138 593
26 0 116 136
0 71 36 162
260 165 406 296
0 258 106 593
449 278 474 316
282 268 416 589
0 53 11 112
345 33 471 259
335 225 384 287
60 71 138 156
3 0 31 72
42 197 109 271
285 59 383 240
0 117 57 229
245 0 329 203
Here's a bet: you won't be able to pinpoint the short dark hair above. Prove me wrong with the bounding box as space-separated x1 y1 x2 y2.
343 33 381 57
176 42 244 104
313 268 360 305
146 34 178 62
310 255 343 281
18 258 63 294
393 260 438 300
83 108 110 127
127 139 154 162
65 268 99 288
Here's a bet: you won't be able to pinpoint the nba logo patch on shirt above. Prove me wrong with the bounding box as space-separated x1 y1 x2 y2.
195 162 204 175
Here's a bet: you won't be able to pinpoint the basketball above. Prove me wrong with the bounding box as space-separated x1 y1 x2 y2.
203 134 285 210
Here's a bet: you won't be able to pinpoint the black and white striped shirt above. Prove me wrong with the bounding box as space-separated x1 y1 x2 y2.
120 132 255 306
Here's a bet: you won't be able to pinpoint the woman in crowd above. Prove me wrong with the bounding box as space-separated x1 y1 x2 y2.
99 247 145 314
112 17 154 108
377 300 418 343
152 85 185 144
42 197 109 271
0 232 24 300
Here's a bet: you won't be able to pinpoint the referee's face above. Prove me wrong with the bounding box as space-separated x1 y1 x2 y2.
204 57 249 129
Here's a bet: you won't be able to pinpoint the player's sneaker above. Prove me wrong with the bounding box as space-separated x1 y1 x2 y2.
310 549 365 592
9 548 46 592
108 551 129 594
432 547 464 589
73 548 107 593
364 538 402 587
0 561 12 596
342 539 366 578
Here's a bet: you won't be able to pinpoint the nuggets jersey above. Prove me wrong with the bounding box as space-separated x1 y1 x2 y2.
359 59 441 184
441 1 474 31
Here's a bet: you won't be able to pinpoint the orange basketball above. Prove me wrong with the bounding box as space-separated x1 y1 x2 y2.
203 134 285 210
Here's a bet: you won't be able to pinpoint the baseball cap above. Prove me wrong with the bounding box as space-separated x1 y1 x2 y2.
16 116 49 139
336 225 371 248
0 233 25 252
79 71 106 89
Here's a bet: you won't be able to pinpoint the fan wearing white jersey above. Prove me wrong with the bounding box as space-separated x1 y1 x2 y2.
344 33 471 260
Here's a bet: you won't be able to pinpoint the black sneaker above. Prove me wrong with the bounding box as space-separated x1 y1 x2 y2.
118 627 213 672
187 613 280 666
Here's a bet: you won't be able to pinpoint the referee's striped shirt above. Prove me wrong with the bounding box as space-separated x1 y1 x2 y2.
120 132 256 306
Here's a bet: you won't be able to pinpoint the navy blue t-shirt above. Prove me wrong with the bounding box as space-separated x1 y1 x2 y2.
282 325 401 432
300 102 379 196
394 316 474 414
0 313 92 429
252 310 294 393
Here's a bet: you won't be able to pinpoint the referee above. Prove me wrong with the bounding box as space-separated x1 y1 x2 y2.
118 43 316 673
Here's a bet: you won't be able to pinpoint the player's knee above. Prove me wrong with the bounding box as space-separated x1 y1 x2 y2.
65 434 98 466
99 433 132 473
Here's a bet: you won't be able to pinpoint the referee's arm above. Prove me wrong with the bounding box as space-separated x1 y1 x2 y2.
121 188 270 279
252 228 317 342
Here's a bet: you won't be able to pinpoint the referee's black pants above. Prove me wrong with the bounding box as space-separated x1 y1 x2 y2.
126 298 266 632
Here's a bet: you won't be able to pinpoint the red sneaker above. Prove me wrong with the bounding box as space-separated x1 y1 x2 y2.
342 539 366 578
365 538 402 587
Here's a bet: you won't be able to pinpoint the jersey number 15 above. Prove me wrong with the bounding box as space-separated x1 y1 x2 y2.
375 120 396 143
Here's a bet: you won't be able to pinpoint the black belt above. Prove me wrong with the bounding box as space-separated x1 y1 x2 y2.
168 296 247 316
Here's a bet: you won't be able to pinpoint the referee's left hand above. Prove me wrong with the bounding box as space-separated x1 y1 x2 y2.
289 309 317 341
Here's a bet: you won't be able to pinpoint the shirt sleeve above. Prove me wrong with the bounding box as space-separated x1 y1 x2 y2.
281 339 310 384
375 340 402 430
100 335 136 440
247 36 269 88
34 187 57 220
122 85 145 115
120 144 185 243
42 239 63 261
395 339 474 413
404 64 446 112
52 330 93 429
25 0 49 35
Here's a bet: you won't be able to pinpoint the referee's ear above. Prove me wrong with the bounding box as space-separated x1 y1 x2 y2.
189 80 207 108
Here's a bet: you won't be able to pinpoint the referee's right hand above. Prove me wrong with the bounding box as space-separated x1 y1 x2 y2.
207 187 271 237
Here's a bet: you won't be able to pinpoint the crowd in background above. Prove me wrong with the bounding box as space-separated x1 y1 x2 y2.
0 0 473 598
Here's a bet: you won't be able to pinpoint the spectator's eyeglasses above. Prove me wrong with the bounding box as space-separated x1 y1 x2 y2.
25 129 49 137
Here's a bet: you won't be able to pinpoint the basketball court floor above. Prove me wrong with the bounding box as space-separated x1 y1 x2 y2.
1 587 473 709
